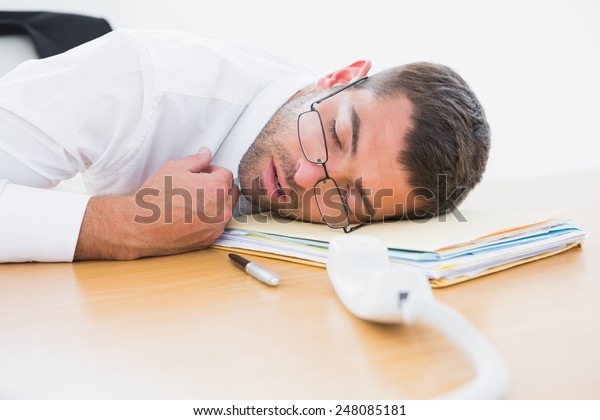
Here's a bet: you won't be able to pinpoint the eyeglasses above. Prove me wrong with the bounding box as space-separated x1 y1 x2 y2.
297 76 368 233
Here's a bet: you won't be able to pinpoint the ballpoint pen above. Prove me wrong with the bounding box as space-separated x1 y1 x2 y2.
228 253 280 287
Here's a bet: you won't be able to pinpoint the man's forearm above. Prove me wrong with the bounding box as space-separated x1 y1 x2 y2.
74 150 236 261
74 195 141 261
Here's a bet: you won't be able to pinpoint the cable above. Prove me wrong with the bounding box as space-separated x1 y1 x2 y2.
407 300 510 399
327 235 510 399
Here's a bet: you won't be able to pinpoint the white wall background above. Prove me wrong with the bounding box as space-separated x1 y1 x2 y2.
1 0 599 182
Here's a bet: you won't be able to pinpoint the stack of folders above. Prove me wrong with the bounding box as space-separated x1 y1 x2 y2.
212 209 587 287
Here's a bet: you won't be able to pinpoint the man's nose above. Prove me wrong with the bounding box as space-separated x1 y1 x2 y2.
293 158 327 190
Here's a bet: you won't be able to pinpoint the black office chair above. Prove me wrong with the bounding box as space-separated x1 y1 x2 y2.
0 11 112 58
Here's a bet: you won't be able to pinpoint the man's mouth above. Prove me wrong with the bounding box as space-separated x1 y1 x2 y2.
265 158 288 203
274 169 285 196
266 157 302 211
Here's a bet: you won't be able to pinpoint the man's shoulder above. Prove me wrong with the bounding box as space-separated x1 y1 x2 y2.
107 29 224 50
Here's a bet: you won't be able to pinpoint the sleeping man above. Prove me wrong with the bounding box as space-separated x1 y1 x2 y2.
0 29 490 262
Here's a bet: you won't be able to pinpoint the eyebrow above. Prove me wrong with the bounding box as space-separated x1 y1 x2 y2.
350 106 361 156
347 106 375 220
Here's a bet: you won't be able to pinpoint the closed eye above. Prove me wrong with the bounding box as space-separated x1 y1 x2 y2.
327 119 342 150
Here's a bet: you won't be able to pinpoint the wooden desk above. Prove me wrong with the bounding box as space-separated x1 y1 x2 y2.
1 170 599 399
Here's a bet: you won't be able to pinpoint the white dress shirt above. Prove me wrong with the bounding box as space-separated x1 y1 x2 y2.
0 29 315 262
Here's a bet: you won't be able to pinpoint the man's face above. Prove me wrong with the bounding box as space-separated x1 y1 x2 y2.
238 84 416 224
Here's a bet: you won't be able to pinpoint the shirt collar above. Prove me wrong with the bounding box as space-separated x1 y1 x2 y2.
211 73 316 177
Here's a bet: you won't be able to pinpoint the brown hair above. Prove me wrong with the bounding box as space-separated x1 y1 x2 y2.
365 62 490 218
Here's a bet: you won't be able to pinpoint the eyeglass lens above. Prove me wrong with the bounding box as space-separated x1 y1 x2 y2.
298 110 327 163
314 177 349 228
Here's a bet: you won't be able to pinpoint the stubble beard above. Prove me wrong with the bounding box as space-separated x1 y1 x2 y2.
238 93 318 218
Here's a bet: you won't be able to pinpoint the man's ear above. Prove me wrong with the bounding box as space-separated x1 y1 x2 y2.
315 60 372 90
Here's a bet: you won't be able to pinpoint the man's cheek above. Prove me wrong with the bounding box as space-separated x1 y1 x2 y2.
275 189 321 223
300 193 324 223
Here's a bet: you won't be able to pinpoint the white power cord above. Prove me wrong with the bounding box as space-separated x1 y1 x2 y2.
406 300 509 399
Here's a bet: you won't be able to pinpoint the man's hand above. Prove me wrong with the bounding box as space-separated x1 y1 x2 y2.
74 148 239 260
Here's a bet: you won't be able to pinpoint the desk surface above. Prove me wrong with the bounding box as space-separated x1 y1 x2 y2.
1 170 599 399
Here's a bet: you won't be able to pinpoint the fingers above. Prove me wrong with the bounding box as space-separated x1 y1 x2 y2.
199 166 238 213
130 149 241 257
175 147 213 173
203 164 234 181
168 150 234 184
230 182 240 205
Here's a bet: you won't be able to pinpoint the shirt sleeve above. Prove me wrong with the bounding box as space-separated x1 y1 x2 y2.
0 30 146 262
0 181 90 262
